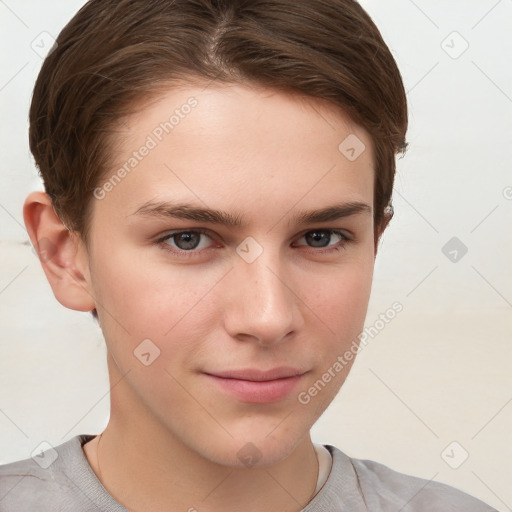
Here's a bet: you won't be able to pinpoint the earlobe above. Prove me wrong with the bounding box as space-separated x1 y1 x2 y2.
23 191 96 312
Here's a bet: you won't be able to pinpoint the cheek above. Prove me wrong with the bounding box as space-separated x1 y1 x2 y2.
294 262 374 414
309 260 374 335
89 242 226 345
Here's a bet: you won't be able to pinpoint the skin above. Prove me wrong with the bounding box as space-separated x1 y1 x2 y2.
24 82 383 511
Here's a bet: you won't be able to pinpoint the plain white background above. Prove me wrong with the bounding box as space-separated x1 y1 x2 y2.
0 0 511 510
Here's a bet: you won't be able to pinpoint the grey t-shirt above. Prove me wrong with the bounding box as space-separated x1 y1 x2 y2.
0 434 496 511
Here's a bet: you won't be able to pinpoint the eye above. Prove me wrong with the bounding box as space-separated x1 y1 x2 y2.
158 229 214 253
295 229 350 251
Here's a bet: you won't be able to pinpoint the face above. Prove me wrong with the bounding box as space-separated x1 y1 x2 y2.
84 82 376 467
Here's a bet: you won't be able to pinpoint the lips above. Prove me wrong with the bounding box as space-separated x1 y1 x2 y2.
204 367 307 404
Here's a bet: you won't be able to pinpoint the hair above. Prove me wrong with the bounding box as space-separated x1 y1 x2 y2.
30 0 407 241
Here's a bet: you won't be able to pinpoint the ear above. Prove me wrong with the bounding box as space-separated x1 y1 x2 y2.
23 191 96 312
374 205 393 256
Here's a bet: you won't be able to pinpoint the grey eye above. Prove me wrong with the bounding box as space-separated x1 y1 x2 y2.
173 232 201 250
162 231 212 251
304 230 332 248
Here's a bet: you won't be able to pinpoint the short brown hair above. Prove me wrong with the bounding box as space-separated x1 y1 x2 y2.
29 0 407 242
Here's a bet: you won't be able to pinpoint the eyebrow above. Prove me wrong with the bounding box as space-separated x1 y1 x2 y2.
131 200 372 228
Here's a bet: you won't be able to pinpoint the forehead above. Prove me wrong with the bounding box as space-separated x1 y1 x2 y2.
95 82 375 224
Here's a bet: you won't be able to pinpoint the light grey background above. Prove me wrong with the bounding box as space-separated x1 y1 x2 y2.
0 1 511 510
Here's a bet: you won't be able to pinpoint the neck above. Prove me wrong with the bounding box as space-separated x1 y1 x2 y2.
91 425 318 512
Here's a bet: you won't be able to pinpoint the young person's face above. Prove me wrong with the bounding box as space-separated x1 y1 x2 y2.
83 82 376 466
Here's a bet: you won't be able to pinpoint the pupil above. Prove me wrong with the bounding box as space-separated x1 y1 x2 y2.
306 231 330 247
175 232 200 250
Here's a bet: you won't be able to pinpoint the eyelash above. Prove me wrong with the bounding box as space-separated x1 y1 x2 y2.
155 229 352 259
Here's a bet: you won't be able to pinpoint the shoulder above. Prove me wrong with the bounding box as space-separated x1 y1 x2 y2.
0 434 113 512
327 446 497 512
0 450 71 511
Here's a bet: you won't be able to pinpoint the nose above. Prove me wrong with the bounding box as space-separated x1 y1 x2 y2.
223 255 304 346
